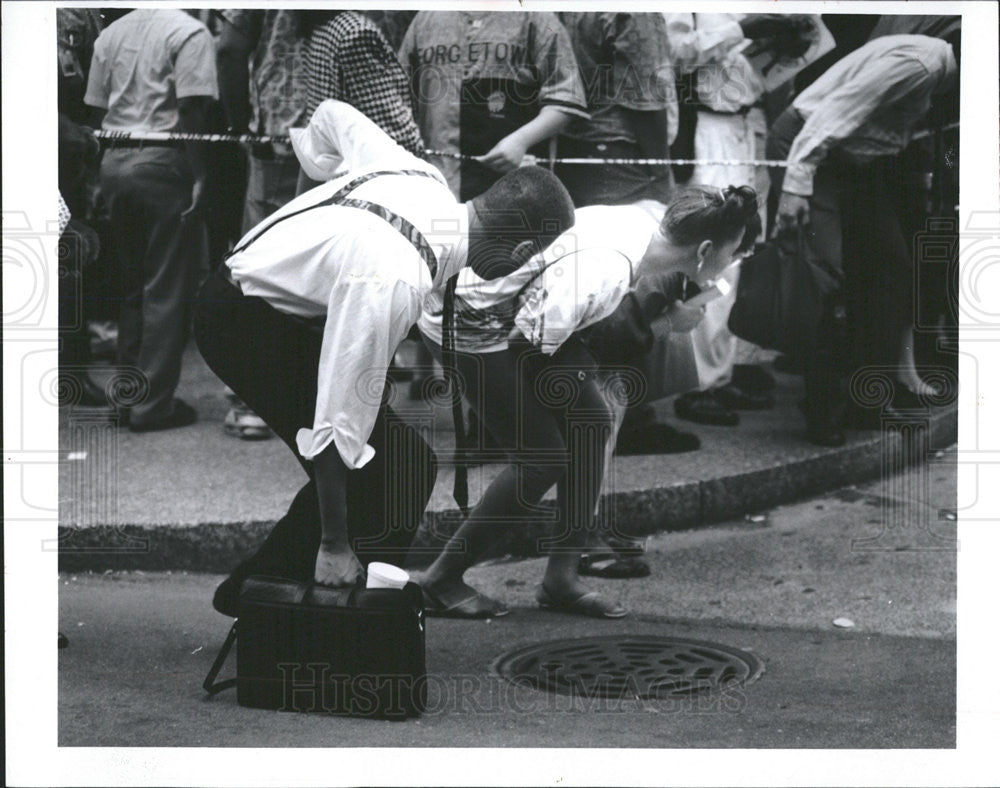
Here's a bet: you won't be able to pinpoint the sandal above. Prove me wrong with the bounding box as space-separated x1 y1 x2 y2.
420 582 509 619
536 584 627 619
578 554 651 579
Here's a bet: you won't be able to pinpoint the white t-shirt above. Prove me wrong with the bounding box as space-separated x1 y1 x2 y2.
226 100 467 469
84 9 218 133
419 204 658 354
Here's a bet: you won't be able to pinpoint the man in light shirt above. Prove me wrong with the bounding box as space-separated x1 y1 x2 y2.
768 33 958 445
195 100 576 614
85 9 216 431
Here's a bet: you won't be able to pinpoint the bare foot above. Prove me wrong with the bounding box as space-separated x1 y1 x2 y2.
539 575 592 603
897 374 940 398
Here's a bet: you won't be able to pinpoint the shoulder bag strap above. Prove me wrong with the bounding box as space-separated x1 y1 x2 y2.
442 273 469 517
202 620 238 696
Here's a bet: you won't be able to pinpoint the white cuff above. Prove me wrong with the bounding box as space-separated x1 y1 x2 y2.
295 425 375 469
782 163 816 198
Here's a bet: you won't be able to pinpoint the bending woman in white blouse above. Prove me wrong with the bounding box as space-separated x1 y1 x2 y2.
414 186 760 618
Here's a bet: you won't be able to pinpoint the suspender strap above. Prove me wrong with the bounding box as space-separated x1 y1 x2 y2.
442 274 469 517
337 198 438 280
228 168 446 259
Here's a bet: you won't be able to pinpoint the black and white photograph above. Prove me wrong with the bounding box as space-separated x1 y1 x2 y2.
3 0 999 785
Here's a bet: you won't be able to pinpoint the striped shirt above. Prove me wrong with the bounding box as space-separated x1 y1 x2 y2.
784 35 957 196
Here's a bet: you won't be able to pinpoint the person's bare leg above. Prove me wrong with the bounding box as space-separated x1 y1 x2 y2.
412 460 562 608
538 373 624 614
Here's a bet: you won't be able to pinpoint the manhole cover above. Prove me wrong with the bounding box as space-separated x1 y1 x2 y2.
493 635 764 699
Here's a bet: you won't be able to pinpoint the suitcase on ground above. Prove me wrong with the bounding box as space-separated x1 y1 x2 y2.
204 576 426 720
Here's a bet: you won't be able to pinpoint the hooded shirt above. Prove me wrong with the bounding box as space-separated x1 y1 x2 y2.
226 100 468 467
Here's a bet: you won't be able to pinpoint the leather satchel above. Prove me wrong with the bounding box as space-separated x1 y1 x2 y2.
727 230 839 358
203 576 427 720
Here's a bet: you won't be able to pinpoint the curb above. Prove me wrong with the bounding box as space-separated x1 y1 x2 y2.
57 407 957 573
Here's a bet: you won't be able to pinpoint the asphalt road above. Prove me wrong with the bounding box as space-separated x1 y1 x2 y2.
58 466 956 748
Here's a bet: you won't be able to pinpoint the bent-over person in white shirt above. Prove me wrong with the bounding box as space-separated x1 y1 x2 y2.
195 100 576 616
767 34 958 446
413 187 759 618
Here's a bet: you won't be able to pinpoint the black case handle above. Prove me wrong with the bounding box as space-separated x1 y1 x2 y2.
202 620 238 696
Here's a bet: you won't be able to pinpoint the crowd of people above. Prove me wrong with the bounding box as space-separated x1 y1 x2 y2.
57 10 960 618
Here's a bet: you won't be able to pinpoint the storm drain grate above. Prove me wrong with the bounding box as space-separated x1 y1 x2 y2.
493 635 764 699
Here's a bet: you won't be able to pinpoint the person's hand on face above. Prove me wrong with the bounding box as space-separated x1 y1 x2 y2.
665 299 705 333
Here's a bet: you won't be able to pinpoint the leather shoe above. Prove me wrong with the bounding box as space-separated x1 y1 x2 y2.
615 422 700 455
713 383 774 411
731 364 776 394
674 391 739 426
129 398 197 433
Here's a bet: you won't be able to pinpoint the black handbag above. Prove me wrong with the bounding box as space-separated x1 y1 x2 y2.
203 576 427 720
728 229 840 357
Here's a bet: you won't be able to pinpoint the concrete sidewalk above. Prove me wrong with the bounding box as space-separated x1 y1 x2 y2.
58 470 956 748
57 342 957 572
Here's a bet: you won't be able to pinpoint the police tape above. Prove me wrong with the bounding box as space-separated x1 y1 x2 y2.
425 149 796 168
92 122 959 169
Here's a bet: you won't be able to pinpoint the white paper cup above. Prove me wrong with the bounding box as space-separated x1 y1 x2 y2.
366 562 410 590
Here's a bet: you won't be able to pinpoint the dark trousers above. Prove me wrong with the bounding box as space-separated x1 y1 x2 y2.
100 146 207 424
768 108 911 422
555 137 674 208
768 111 846 420
194 270 436 581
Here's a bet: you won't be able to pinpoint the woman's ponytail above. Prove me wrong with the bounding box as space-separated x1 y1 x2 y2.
660 184 760 254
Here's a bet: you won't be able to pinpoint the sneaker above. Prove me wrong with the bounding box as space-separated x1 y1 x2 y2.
224 405 272 440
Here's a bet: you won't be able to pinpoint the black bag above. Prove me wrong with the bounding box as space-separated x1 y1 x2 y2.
203 576 427 720
727 230 839 357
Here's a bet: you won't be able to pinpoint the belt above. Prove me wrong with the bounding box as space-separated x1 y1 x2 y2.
104 138 183 150
694 102 764 117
